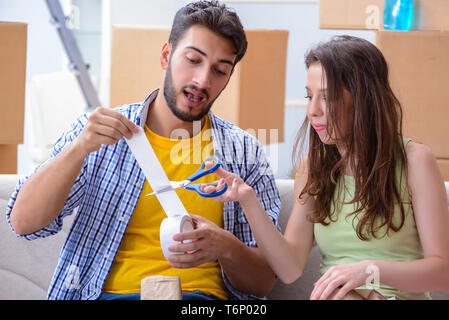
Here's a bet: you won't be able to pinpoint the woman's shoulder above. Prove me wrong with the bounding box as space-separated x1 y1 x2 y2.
404 140 442 189
293 156 310 196
294 156 309 180
405 141 436 169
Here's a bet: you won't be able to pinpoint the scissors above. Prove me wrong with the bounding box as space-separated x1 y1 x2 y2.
146 155 228 198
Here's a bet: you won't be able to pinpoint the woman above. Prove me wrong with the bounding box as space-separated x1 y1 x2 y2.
201 35 449 299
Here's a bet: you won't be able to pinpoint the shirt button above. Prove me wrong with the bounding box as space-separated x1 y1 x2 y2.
119 216 125 222
136 182 141 188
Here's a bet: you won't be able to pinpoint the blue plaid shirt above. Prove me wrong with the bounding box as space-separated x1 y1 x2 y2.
6 90 280 300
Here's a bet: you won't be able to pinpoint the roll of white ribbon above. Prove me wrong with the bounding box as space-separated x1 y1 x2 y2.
160 215 195 260
125 126 193 261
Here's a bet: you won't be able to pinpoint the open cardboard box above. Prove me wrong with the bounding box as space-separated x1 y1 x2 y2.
329 288 391 300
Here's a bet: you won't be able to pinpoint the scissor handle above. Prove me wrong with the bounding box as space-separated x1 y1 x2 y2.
185 182 228 198
186 155 221 182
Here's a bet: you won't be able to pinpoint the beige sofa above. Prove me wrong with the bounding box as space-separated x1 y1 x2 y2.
1 175 448 300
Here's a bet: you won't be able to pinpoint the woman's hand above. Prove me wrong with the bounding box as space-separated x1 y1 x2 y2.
310 260 376 300
200 163 254 203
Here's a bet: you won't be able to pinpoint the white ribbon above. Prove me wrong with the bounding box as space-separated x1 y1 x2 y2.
125 127 194 260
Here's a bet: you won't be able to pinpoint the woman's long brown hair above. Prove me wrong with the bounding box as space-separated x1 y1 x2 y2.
293 35 408 241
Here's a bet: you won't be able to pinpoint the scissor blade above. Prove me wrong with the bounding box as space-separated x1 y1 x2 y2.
146 186 173 197
145 180 188 197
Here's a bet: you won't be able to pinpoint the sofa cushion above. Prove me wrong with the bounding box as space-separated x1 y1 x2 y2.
0 175 74 299
1 176 448 300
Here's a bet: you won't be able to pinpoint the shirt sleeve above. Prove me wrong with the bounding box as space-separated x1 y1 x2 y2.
5 114 89 240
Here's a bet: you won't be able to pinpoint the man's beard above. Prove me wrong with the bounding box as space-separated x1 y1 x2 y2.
163 61 215 122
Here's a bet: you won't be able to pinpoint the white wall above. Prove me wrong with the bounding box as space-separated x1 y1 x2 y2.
0 0 67 174
1 0 375 178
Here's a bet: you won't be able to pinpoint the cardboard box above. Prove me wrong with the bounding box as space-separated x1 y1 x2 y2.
0 145 17 174
320 0 449 31
375 31 449 159
110 26 288 144
437 159 449 182
0 22 27 144
110 26 169 110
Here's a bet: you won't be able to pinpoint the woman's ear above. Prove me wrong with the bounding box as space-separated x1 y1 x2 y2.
160 42 172 70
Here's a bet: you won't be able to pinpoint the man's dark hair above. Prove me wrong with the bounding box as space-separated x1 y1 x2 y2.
168 0 247 65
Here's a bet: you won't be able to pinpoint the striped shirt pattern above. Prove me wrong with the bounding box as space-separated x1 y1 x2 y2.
6 91 281 300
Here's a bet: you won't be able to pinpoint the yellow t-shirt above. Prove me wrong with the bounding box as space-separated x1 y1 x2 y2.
103 116 227 299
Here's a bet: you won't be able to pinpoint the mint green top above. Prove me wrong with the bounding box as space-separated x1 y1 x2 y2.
314 138 431 300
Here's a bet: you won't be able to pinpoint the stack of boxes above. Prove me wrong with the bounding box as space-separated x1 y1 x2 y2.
0 22 27 174
110 26 288 144
320 0 449 180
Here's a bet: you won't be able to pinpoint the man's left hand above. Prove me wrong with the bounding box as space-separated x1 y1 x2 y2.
167 214 233 268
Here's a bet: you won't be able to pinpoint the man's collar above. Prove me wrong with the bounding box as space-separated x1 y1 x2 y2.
139 88 160 128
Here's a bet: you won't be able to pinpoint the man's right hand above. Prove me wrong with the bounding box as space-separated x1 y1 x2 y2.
74 107 140 156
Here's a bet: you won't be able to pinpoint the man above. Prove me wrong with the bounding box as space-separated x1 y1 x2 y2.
7 0 280 300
